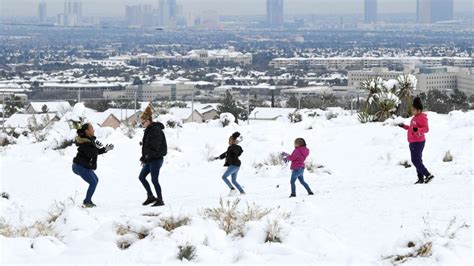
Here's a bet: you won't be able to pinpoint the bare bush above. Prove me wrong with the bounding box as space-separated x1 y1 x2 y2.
398 160 412 168
263 152 285 166
383 216 470 264
160 215 191 232
203 198 271 236
443 151 453 162
305 161 324 173
264 220 283 243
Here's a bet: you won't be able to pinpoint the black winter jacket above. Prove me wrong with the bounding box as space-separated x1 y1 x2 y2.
141 122 167 163
73 136 106 170
219 144 243 167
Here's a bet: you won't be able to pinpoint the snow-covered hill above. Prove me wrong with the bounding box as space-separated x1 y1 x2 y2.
0 110 472 264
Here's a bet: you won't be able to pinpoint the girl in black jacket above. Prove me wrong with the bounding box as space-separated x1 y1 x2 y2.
215 132 245 195
138 106 168 207
72 123 114 208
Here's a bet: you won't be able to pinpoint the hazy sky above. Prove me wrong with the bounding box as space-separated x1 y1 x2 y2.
0 0 472 17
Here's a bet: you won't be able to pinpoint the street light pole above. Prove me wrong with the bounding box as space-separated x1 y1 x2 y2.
2 93 5 133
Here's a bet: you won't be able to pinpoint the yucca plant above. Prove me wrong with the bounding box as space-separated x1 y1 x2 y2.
396 74 417 117
374 92 401 122
361 77 385 115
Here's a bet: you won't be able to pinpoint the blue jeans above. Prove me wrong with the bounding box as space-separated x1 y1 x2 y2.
291 168 312 195
409 141 431 177
72 164 98 204
139 159 164 200
222 166 245 193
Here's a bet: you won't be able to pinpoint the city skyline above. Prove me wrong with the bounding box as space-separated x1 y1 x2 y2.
0 0 472 17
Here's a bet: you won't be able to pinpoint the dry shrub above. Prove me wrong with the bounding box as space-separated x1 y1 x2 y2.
203 198 271 236
384 216 470 264
264 220 283 243
160 215 191 232
398 160 412 168
443 151 453 162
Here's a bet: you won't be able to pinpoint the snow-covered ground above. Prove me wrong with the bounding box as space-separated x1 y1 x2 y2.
0 110 472 264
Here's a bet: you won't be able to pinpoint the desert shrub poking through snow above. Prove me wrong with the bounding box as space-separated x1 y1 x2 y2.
263 152 286 166
121 121 137 139
443 151 453 162
0 197 74 239
0 134 15 146
264 220 283 243
166 120 177 128
305 161 324 173
288 112 303 123
398 160 412 168
383 216 470 264
220 113 235 127
52 139 74 150
160 215 191 232
1 192 10 200
115 222 151 250
178 244 197 261
325 110 339 120
203 198 271 236
357 111 374 124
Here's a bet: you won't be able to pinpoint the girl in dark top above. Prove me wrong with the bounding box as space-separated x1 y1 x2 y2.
214 132 245 195
138 106 168 207
72 123 114 208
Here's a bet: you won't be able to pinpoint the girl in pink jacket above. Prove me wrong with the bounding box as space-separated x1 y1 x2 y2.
283 138 314 198
399 97 434 184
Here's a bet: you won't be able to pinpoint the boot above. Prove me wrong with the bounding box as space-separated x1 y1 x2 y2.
151 199 165 207
142 195 157 206
308 191 314 195
424 174 435 184
289 194 296 198
414 175 424 184
83 202 96 208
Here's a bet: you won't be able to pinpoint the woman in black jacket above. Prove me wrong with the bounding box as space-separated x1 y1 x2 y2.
138 107 167 207
72 123 114 208
214 132 245 195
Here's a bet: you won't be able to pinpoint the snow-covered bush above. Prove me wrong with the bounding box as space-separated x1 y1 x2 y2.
52 139 74 150
0 197 74 239
160 215 191 232
115 221 151 250
178 244 197 261
357 111 374 123
0 133 15 147
263 152 285 166
288 111 303 123
305 161 324 173
383 217 470 264
443 151 453 162
121 121 137 139
203 198 271 236
264 220 283 243
219 113 235 127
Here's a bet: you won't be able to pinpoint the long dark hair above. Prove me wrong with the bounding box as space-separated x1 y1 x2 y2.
295 138 306 147
77 123 90 138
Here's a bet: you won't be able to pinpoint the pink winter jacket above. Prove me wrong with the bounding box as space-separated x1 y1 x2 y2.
286 146 309 170
402 113 429 143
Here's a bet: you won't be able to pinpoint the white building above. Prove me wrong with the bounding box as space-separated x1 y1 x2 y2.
348 68 405 87
123 81 195 101
269 57 473 70
129 47 252 66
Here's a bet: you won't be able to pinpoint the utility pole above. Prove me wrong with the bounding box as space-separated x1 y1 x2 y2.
77 89 81 103
298 92 302 110
191 86 195 122
247 89 250 125
134 91 137 114
2 93 5 133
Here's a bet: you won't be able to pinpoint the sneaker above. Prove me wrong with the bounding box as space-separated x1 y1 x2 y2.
228 189 238 196
424 174 435 184
240 192 246 195
308 192 314 195
415 175 425 184
142 195 157 206
289 194 296 198
151 200 165 207
82 202 96 208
